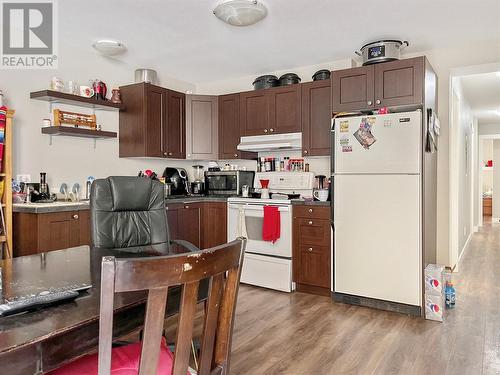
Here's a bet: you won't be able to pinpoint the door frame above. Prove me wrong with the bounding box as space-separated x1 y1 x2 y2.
478 135 500 228
449 62 500 269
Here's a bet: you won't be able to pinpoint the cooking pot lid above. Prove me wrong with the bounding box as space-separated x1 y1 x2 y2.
360 39 405 50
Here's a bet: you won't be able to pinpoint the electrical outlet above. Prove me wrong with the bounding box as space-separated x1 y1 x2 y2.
16 174 31 183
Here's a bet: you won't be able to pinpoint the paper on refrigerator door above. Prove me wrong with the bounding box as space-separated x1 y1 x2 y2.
353 116 377 150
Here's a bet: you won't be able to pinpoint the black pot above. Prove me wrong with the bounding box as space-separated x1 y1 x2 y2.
279 73 301 86
312 69 331 81
253 75 279 90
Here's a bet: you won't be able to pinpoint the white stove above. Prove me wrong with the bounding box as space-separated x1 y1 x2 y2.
227 172 314 292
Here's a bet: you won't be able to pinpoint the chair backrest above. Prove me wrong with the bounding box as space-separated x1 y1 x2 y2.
98 238 246 375
90 176 169 249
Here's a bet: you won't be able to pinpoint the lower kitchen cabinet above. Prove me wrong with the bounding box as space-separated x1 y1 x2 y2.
202 202 227 249
13 210 90 257
166 201 227 250
292 205 331 296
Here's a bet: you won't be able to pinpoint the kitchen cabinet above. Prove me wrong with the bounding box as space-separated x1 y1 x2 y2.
374 57 424 108
483 197 492 216
292 205 331 296
201 202 227 248
302 80 331 156
332 57 424 112
166 202 203 249
218 94 255 160
13 210 90 257
186 95 218 160
167 201 227 250
332 65 374 112
240 85 301 136
240 90 269 136
119 82 185 159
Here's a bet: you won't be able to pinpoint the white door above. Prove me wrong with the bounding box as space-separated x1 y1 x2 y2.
334 174 421 306
335 111 422 174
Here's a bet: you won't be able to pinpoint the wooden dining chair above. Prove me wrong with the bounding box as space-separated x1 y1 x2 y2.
50 238 246 375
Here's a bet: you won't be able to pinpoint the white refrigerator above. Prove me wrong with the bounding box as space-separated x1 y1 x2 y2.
333 111 422 308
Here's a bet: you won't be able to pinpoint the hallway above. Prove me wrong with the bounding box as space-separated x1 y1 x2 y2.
229 224 500 374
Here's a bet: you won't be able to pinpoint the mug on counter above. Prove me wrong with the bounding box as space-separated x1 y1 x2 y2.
313 189 329 202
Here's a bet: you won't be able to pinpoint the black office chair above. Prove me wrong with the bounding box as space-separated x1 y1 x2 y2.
90 176 198 253
90 176 207 364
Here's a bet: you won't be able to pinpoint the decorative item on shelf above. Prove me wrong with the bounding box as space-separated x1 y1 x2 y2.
110 88 121 104
42 118 51 127
53 109 97 129
50 77 64 92
79 85 94 98
67 81 78 95
92 79 107 100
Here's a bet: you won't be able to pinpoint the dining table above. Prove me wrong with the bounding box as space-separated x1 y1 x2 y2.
0 245 207 374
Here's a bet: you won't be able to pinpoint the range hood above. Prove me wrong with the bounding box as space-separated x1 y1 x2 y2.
237 132 302 152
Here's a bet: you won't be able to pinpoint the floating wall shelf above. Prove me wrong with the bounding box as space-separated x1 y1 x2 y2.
30 90 124 111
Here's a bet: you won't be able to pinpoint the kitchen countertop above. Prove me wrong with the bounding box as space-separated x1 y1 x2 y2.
13 201 90 213
13 196 330 213
291 199 331 206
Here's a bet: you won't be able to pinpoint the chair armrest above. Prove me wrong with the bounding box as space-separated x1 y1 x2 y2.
169 239 200 253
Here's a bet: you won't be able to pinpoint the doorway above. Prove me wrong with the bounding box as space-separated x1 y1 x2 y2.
449 63 500 269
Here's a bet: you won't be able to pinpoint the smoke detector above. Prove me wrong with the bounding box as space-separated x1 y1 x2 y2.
213 0 267 26
92 40 127 56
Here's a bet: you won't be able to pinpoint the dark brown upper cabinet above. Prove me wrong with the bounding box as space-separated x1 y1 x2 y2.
186 95 218 160
332 57 425 113
240 84 301 136
302 80 331 157
218 93 255 160
119 82 185 158
374 57 424 108
269 85 302 134
240 90 269 136
332 65 375 112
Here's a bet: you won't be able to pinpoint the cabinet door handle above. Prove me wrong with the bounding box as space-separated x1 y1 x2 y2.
270 128 274 132
307 247 313 252
234 153 238 157
375 99 381 105
264 129 268 133
163 152 167 156
168 152 173 156
184 205 189 209
304 150 308 155
367 100 372 106
308 208 313 213
72 214 79 220
187 154 191 158
308 220 313 225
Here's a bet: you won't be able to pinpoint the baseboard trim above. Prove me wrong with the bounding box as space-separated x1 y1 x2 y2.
492 217 500 223
333 292 421 316
296 283 330 297
456 232 473 272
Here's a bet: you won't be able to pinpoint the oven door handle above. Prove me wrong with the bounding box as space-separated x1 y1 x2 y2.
228 203 290 212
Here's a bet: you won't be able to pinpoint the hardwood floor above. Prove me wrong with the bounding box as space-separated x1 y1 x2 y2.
227 222 500 375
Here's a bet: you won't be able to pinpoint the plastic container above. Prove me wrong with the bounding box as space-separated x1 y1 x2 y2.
445 282 456 308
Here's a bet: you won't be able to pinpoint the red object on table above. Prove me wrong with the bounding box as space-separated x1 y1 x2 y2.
488 160 493 167
260 179 270 189
262 205 280 243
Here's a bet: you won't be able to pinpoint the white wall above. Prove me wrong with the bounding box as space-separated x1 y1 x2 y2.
450 79 475 260
480 123 500 135
0 43 257 194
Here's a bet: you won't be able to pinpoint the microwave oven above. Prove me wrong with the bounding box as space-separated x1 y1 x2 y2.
205 171 255 196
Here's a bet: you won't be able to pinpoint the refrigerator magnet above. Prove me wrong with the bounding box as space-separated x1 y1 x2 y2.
354 117 377 149
339 136 350 146
340 120 349 133
342 145 352 152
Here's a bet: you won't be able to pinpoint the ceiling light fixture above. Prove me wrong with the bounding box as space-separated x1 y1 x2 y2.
92 39 127 56
213 0 267 26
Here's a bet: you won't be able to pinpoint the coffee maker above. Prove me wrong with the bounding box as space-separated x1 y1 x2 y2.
162 167 189 196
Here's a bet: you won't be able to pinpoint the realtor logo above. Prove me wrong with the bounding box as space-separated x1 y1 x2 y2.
1 0 58 69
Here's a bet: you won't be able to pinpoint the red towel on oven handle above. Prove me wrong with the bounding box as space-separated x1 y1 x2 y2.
262 205 280 243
